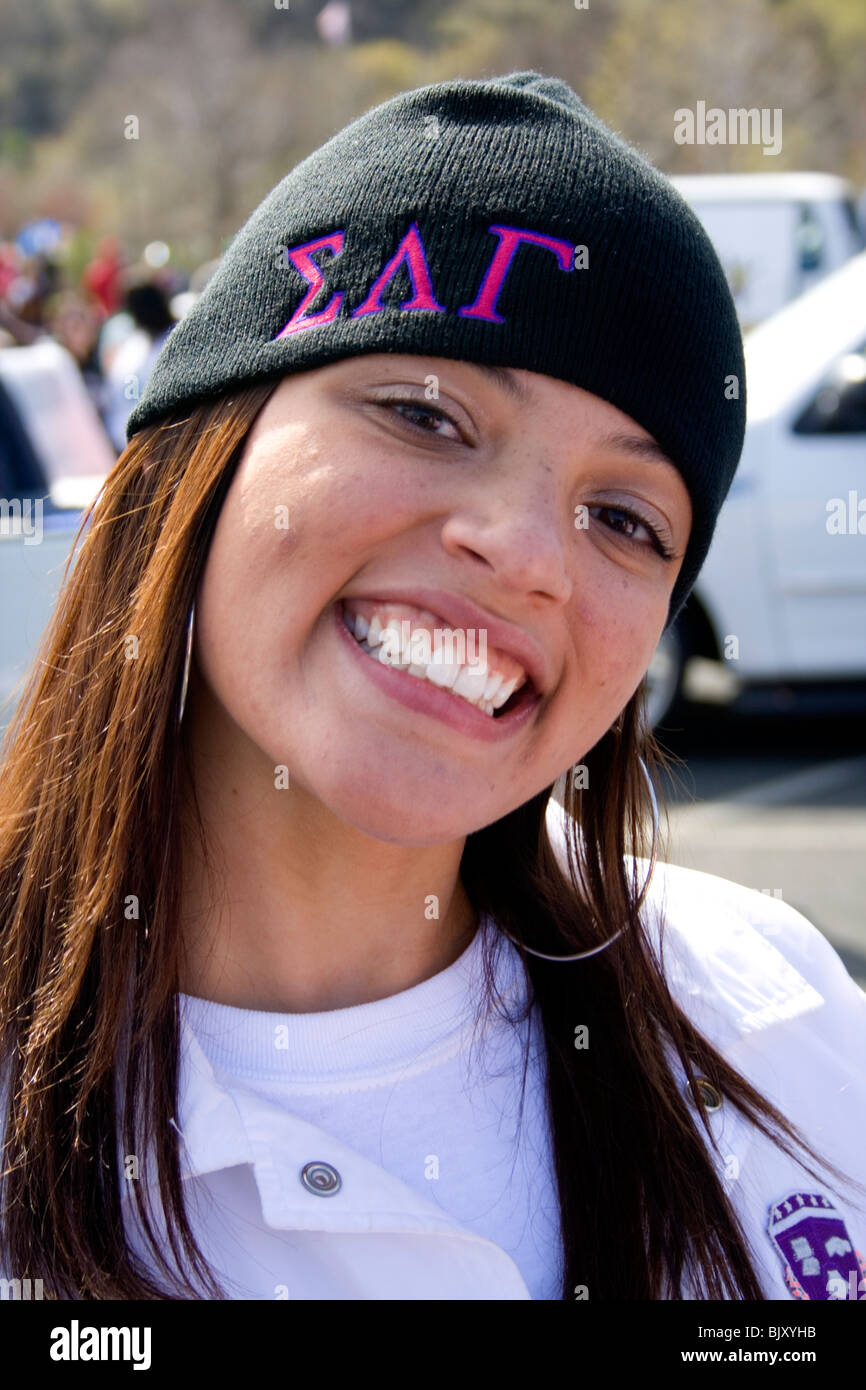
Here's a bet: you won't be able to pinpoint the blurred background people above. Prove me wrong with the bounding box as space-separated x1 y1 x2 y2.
44 289 106 418
101 275 177 451
81 235 125 318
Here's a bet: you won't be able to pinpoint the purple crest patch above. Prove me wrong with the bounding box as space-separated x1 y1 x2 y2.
767 1192 866 1300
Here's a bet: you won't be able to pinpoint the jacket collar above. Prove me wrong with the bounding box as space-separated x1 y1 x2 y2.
166 909 823 1202
162 1017 532 1268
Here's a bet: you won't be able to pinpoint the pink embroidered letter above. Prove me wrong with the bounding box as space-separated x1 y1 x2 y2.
351 221 447 319
274 232 346 338
458 224 575 324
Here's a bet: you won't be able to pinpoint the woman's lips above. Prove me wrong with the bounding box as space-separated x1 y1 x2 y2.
333 600 541 743
341 596 529 697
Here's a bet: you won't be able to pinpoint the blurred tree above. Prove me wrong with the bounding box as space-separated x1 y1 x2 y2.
0 0 142 137
1 0 863 264
585 0 866 177
56 0 319 259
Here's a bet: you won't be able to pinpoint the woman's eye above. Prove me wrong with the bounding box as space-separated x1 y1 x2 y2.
590 505 674 559
379 396 463 441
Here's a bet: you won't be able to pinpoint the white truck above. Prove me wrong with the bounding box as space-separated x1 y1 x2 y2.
0 338 113 733
647 248 866 728
669 172 864 331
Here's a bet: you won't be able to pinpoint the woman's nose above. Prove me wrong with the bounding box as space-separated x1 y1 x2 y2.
439 463 573 605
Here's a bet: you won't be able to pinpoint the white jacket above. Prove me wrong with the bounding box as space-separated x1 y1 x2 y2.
4 810 865 1300
118 804 866 1301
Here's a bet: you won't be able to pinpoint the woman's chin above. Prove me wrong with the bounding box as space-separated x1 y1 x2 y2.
320 786 490 846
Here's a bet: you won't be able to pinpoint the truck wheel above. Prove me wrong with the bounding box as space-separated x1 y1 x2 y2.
645 620 687 730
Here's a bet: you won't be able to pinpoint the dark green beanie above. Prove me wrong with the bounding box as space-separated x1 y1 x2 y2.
126 70 746 630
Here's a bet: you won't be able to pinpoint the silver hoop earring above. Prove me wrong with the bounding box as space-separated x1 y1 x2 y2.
178 599 196 727
497 755 659 963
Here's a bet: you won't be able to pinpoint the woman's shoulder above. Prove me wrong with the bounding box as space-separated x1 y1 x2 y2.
544 797 866 1049
640 852 859 995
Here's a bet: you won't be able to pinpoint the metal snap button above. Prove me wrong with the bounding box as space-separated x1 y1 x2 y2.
300 1161 342 1196
687 1077 723 1112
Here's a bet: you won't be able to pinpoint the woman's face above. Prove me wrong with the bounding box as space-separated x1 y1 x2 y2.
192 354 692 845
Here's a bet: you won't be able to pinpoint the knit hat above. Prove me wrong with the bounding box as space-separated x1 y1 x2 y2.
126 70 746 630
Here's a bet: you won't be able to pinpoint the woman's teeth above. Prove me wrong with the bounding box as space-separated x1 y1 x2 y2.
343 605 527 718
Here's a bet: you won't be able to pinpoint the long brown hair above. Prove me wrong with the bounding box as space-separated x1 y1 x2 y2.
0 382 861 1299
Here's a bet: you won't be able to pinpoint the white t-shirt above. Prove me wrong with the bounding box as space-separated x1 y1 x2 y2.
179 913 564 1299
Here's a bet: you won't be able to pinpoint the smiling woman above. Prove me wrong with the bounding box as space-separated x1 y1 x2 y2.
180 353 690 868
1 70 865 1305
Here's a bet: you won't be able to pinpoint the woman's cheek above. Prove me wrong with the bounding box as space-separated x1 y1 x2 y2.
321 469 431 551
580 595 660 705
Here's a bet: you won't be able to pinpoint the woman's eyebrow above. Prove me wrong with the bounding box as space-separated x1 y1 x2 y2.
453 368 681 474
594 432 679 472
462 361 533 404
433 366 679 473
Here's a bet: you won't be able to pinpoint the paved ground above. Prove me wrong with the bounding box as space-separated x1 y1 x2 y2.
652 692 866 992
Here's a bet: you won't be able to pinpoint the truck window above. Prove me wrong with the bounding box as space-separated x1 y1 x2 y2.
793 338 866 434
843 198 866 251
0 379 47 498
